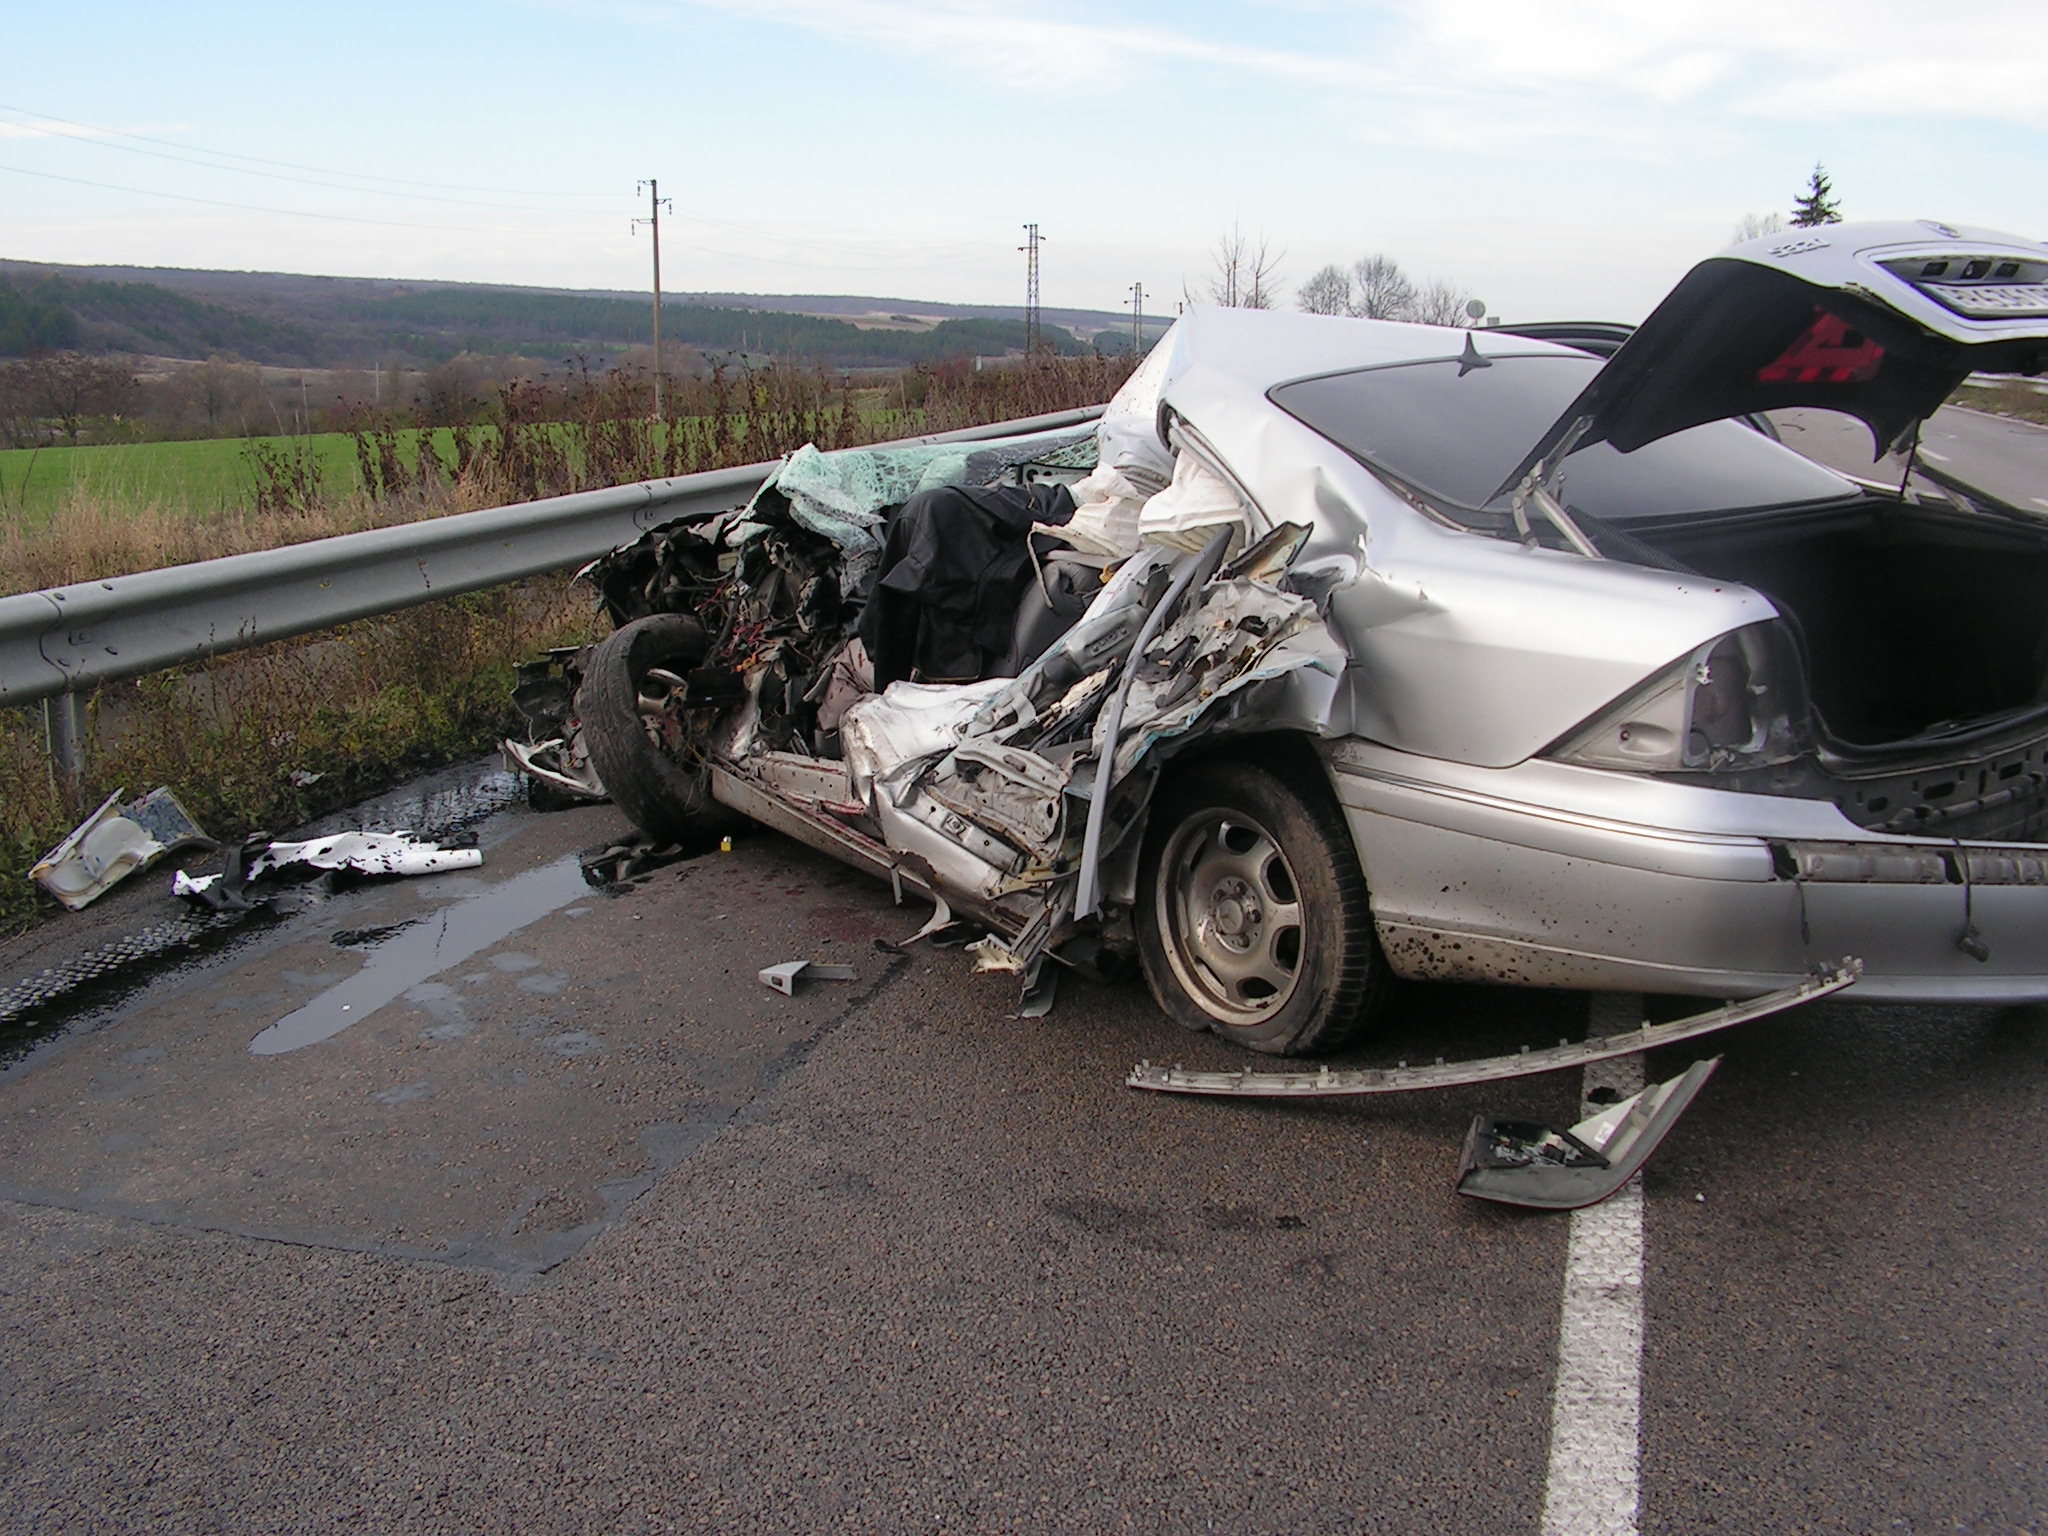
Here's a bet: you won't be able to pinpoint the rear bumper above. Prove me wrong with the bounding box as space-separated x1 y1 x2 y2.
1327 741 2048 1003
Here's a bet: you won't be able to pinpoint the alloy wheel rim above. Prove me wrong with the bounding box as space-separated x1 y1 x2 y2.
1157 807 1306 1023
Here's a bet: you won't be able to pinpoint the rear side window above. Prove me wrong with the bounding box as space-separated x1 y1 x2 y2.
1270 354 1857 526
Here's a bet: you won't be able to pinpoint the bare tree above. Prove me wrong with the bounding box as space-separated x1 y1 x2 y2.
194 355 264 435
1731 211 1786 245
0 351 138 445
1348 254 1417 321
0 363 36 449
415 356 486 428
1411 279 1479 328
1197 224 1285 310
1297 264 1353 316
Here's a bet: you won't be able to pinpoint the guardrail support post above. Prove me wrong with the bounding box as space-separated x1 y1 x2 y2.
45 691 87 796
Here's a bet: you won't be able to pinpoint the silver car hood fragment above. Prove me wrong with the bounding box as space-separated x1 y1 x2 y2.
1495 220 2048 499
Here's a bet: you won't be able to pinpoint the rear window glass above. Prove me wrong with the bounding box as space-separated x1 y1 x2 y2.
1269 354 1857 524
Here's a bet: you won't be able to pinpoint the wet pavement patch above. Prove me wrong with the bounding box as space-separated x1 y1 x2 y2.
0 800 912 1275
249 857 592 1055
0 759 528 1057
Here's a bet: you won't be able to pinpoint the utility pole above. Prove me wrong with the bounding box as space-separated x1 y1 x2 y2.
1129 282 1146 354
1019 223 1044 356
634 179 673 420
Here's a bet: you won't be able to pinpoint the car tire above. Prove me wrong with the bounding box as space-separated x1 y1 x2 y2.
1136 758 1388 1056
577 613 715 841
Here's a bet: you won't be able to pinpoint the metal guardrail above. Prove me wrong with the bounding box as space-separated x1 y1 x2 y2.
1 405 1104 776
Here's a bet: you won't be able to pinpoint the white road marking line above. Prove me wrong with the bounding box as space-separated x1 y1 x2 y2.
1918 448 1952 462
2032 497 2048 511
1542 993 1647 1536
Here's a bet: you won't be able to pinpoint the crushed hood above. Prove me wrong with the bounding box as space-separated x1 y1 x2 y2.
1496 220 2048 499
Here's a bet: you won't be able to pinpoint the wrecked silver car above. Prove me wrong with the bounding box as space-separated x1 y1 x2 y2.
514 220 2048 1055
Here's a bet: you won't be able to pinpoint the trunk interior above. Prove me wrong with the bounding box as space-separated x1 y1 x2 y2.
1632 500 2048 748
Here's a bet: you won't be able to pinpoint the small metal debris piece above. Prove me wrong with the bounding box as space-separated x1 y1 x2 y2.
1013 958 1058 1019
758 961 857 996
31 787 211 911
1456 1057 1722 1211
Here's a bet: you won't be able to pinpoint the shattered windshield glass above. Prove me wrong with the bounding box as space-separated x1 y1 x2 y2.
1270 354 1856 526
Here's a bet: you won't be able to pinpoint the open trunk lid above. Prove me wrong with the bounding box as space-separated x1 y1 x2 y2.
1495 220 2048 500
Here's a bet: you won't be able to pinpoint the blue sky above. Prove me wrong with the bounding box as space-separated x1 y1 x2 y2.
3 0 2044 323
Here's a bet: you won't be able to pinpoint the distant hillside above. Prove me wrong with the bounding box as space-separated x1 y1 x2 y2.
0 270 321 363
0 260 1142 369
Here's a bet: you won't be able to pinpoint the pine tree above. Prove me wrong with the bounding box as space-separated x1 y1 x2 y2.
1790 164 1843 227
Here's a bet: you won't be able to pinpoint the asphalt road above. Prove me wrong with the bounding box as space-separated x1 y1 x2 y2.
2 766 2043 1534
1770 401 2048 512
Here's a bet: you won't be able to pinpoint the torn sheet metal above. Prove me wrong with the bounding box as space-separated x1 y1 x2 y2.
1456 1057 1721 1210
759 960 856 995
923 743 1072 864
173 830 482 910
502 736 606 803
1013 958 1058 1019
842 677 1010 809
1127 960 1860 1096
31 787 211 911
1105 578 1340 782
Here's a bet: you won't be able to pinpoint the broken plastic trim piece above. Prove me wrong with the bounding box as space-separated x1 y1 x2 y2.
758 961 856 995
31 787 211 911
1456 1057 1721 1210
1126 960 1859 1096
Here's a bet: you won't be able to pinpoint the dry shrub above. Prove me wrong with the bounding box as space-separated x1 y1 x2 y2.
0 483 468 598
919 354 1138 434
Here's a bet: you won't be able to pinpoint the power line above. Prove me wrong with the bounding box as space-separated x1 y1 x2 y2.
0 104 1022 276
0 101 614 199
0 115 610 215
0 161 581 236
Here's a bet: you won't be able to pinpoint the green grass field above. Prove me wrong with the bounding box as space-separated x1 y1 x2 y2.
0 412 918 523
0 430 461 520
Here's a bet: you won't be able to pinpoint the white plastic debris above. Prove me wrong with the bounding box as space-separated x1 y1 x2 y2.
31 787 210 911
172 829 481 904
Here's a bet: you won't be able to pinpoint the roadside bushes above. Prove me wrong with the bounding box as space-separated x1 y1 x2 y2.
343 352 1139 506
0 583 597 935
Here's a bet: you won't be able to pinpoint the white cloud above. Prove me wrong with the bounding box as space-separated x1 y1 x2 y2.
1403 0 2048 129
619 0 2048 134
590 0 1398 91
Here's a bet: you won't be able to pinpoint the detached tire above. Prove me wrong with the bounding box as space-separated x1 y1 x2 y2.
1136 758 1389 1056
577 613 714 841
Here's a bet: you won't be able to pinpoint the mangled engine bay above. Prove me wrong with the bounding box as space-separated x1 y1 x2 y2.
509 427 1345 998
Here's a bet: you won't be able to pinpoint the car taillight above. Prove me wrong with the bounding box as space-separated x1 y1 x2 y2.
1547 621 1807 774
